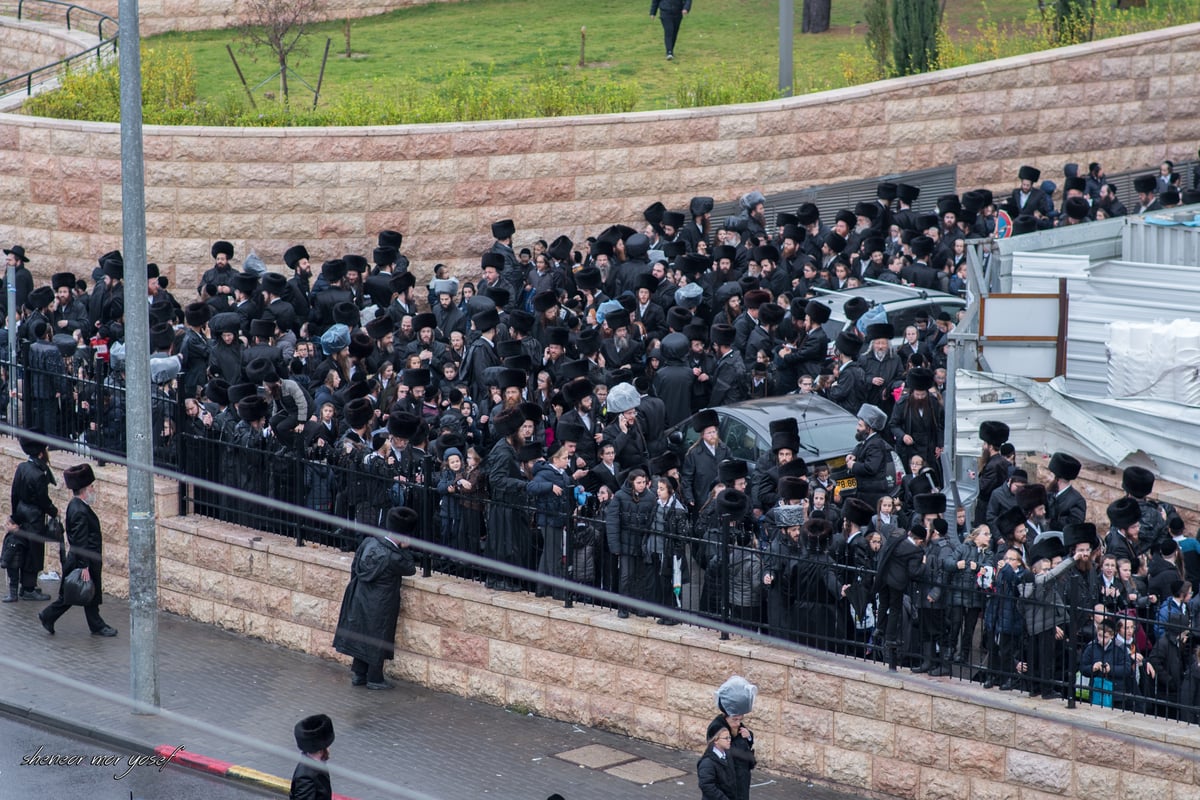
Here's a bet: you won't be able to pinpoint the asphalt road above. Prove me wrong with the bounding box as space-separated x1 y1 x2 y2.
0 712 275 800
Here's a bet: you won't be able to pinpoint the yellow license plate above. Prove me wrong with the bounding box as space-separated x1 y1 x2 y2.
835 477 857 491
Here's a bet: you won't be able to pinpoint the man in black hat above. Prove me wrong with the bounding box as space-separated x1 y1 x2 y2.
1045 452 1086 531
489 219 520 293
27 317 66 437
985 469 1026 541
309 260 355 338
282 244 313 323
709 324 748 407
679 196 713 253
9 432 58 602
972 420 1010 527
333 505 417 689
857 322 902 412
888 367 943 480
828 332 867 414
1133 175 1162 214
1105 497 1145 568
290 713 334 800
49 271 87 336
1009 166 1047 216
37 464 117 637
178 302 213 400
845 404 892 510
874 519 926 671
2 244 34 311
201 240 237 296
1122 465 1177 555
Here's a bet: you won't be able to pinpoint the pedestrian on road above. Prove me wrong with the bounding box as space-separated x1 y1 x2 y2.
697 728 737 800
333 507 417 690
290 713 334 800
700 676 758 800
9 431 58 602
38 464 117 636
650 0 692 61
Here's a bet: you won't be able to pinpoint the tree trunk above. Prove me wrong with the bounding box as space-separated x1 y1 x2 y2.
802 0 831 33
279 53 289 104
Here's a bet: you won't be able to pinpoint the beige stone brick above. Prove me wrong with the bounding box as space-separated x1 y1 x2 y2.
487 639 525 677
781 701 833 739
394 652 429 685
873 755 921 800
505 676 544 714
833 713 894 756
886 688 932 729
1076 763 1120 797
788 668 846 711
948 736 1005 780
464 667 506 707
895 726 949 769
972 776 1020 800
160 559 200 595
269 618 310 652
664 678 712 717
983 708 1016 746
427 661 470 695
212 604 245 635
400 619 440 658
775 736 823 776
1005 751 1072 794
824 747 871 788
1132 743 1192 782
923 770 970 800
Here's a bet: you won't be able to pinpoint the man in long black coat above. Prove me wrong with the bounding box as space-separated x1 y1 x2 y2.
652 333 695 428
38 464 116 636
290 714 334 800
9 433 57 601
332 508 417 689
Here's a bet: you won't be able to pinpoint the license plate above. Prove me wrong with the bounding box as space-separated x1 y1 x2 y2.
835 477 857 492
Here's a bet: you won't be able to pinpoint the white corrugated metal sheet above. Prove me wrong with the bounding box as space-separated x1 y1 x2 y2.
1123 214 1200 266
996 216 1125 291
1008 252 1090 294
956 370 1200 490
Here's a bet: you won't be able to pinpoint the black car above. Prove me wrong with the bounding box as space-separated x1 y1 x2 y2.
666 394 904 501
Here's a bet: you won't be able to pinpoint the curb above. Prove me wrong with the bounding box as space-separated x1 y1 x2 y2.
0 699 356 799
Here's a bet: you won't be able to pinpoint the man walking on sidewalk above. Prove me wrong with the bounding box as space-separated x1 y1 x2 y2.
290 714 334 800
651 0 692 60
38 463 117 637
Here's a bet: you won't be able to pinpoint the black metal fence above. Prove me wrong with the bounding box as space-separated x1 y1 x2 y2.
6 350 1200 725
0 0 118 98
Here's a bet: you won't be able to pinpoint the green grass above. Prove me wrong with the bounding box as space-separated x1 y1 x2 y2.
25 0 1200 124
145 0 1035 112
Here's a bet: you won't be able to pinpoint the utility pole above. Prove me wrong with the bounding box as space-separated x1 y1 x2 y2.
118 0 158 711
779 0 794 96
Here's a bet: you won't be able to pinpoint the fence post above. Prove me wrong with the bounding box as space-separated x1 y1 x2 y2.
719 515 732 640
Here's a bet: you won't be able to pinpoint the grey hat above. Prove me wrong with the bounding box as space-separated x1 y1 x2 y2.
606 382 641 413
715 675 758 716
774 504 806 528
674 282 703 308
431 278 459 296
856 403 887 432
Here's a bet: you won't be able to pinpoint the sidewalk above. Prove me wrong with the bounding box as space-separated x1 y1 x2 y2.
0 590 850 800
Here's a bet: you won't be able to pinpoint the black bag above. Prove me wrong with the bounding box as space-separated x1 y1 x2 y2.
0 532 25 570
46 516 65 543
63 567 95 606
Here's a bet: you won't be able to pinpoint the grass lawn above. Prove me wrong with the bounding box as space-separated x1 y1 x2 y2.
146 0 1038 112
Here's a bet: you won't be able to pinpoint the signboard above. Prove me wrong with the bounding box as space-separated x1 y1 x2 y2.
979 290 1065 380
994 209 1013 239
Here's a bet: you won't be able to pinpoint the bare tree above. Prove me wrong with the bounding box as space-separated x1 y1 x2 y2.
238 0 321 104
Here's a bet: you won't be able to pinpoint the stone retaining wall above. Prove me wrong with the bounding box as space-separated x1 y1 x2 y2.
80 0 457 36
0 19 101 79
2 22 1200 291
3 441 1200 800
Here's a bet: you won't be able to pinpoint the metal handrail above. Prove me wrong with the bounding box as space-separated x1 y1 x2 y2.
0 0 117 98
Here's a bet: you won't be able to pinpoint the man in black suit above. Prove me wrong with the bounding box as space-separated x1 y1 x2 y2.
1046 452 1087 531
38 464 117 636
874 521 926 671
289 714 334 800
1008 165 1048 216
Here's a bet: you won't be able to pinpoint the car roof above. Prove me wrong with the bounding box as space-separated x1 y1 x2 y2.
716 394 859 460
810 283 965 322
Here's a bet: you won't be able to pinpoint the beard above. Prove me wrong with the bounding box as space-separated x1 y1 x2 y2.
855 430 867 442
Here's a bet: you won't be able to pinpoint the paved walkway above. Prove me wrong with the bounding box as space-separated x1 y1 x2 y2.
0 590 855 800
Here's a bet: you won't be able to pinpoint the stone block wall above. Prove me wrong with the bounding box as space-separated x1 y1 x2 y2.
0 19 102 79
3 441 1200 800
2 22 1200 291
81 0 457 35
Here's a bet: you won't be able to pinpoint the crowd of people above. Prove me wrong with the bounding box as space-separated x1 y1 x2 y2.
4 162 1200 724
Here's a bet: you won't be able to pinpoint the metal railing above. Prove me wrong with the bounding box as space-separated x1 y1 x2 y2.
0 0 117 98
